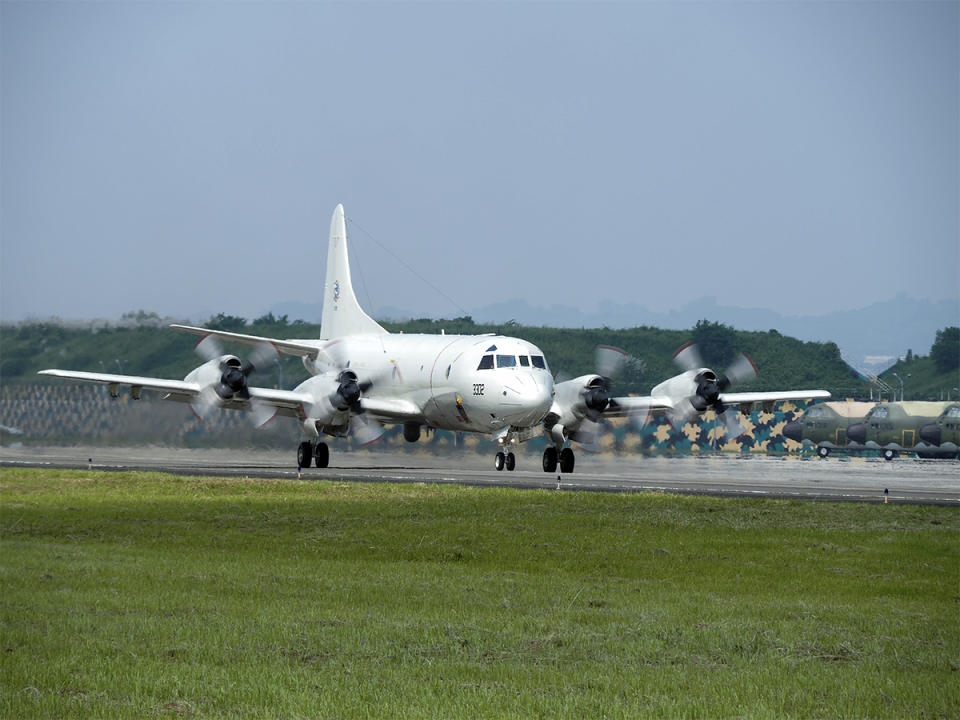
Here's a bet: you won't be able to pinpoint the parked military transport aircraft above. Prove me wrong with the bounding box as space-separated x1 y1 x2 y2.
40 205 830 472
784 400 960 460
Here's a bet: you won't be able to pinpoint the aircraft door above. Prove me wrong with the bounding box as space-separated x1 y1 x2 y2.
836 428 847 445
902 429 915 448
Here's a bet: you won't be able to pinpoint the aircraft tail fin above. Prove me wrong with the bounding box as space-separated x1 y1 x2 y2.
320 205 388 339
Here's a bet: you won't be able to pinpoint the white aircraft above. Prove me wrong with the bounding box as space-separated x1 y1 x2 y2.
40 204 830 472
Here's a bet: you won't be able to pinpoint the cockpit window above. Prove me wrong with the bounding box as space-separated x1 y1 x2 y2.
477 355 494 370
808 407 823 418
873 407 888 419
519 356 530 367
948 407 960 418
496 355 517 368
531 355 547 370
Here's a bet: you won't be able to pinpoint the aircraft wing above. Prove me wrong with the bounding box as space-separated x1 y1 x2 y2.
719 390 831 405
170 324 325 359
603 395 675 418
38 369 316 420
38 369 201 400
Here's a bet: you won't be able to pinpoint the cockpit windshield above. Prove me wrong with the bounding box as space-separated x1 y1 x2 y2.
477 352 548 371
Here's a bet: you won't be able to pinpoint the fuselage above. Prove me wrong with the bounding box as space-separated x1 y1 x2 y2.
298 332 555 434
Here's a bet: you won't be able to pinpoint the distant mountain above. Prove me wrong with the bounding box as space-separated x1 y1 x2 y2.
269 294 958 374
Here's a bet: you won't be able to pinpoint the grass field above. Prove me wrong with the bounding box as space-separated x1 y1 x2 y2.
1 468 958 718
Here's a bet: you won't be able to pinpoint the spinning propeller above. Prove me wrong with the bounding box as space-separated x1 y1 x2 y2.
303 342 388 445
190 334 279 427
667 341 758 438
326 368 384 445
558 346 648 452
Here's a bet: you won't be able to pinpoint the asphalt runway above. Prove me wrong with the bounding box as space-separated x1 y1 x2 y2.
4 444 959 505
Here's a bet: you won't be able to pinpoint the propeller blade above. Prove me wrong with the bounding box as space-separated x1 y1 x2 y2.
190 385 221 422
351 414 384 446
571 419 604 453
249 397 278 429
673 342 704 373
668 397 698 431
627 404 650 432
718 407 744 438
596 345 629 380
194 334 224 362
244 342 280 376
720 353 758 389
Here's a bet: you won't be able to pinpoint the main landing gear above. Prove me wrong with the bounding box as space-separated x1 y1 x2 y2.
494 451 516 471
541 446 575 473
297 441 330 469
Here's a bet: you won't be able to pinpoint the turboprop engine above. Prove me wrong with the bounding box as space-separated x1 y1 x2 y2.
652 342 758 436
295 371 383 444
185 335 280 422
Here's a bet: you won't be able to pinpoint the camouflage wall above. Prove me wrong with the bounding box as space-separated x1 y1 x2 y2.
2 385 810 455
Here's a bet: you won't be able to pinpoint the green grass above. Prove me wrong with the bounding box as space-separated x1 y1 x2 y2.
2 469 958 718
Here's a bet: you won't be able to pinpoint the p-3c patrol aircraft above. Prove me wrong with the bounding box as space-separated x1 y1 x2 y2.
40 205 830 472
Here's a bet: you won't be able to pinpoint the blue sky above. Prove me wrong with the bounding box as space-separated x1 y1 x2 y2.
3 1 957 324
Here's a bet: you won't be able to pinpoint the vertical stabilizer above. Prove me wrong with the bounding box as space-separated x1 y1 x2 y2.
320 205 388 339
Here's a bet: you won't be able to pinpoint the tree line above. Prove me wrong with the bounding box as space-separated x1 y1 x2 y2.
2 312 892 398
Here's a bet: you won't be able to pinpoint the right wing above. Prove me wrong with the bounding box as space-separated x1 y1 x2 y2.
38 369 201 401
169 324 326 360
38 369 314 421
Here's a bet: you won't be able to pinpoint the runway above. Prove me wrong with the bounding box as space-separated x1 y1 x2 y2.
2 444 958 505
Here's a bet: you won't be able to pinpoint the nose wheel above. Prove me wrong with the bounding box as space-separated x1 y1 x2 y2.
494 451 516 471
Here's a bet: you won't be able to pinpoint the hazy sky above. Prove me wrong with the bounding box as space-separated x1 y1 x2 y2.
3 1 958 324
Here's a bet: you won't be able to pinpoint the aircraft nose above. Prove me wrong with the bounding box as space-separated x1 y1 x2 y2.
918 422 941 446
847 422 866 444
501 375 553 425
782 422 803 443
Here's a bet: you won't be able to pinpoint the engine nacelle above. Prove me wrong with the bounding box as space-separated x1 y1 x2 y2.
550 374 608 427
184 355 242 388
293 374 353 427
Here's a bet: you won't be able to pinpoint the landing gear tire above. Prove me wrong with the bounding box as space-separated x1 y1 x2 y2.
817 446 830 459
559 447 575 474
542 446 558 473
494 451 506 471
314 442 329 469
297 441 313 468
882 448 897 461
505 452 516 471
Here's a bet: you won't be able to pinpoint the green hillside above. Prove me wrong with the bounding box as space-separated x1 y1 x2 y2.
878 327 960 401
1 314 866 397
